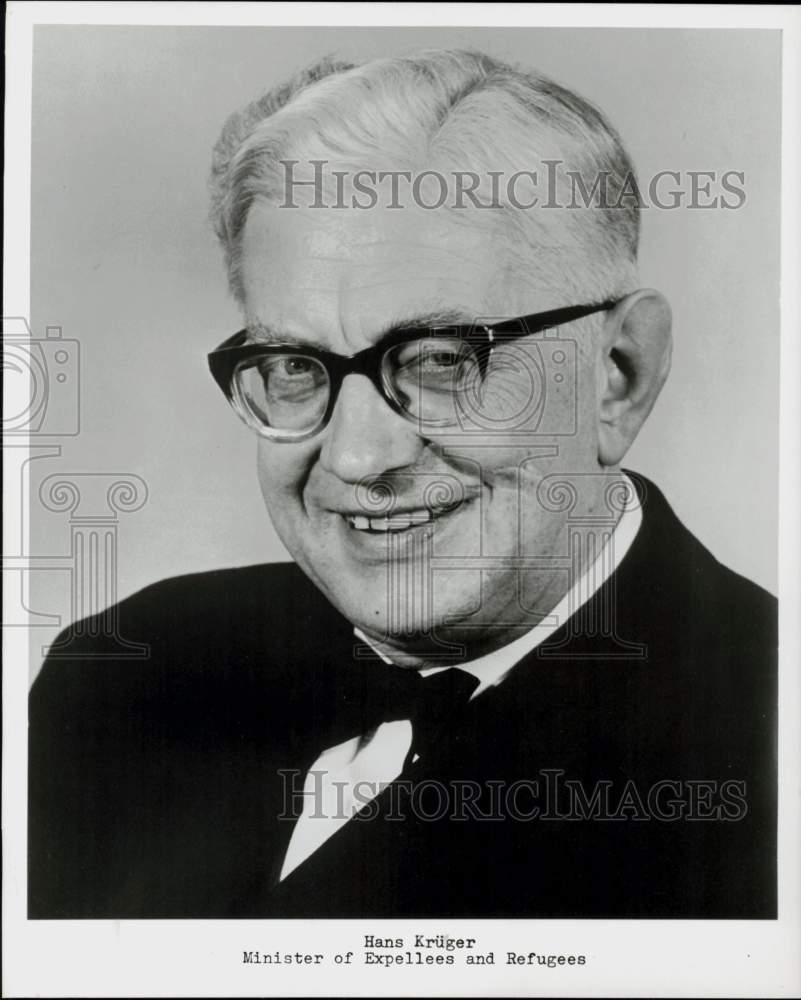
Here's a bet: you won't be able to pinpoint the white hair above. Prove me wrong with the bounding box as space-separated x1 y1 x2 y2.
209 49 640 304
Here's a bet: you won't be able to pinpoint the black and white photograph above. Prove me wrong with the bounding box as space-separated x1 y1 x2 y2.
4 3 800 997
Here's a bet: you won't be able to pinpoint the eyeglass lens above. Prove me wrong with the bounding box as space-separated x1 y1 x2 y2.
237 355 331 433
234 337 550 436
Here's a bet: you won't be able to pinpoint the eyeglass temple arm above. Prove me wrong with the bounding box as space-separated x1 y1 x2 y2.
486 299 618 339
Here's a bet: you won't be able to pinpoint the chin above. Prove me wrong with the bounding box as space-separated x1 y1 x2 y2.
358 579 489 650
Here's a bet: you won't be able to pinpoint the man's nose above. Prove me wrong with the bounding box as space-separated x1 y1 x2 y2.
318 374 423 482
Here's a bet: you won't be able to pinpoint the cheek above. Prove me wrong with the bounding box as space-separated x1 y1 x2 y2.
441 446 581 559
256 440 315 529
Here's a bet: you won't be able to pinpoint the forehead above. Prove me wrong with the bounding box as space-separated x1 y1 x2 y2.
239 201 549 350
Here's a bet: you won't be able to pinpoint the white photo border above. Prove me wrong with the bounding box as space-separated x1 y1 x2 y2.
4 3 800 998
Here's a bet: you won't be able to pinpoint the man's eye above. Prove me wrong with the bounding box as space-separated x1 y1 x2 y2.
395 339 467 369
426 350 461 368
278 357 314 376
254 356 328 405
259 356 316 379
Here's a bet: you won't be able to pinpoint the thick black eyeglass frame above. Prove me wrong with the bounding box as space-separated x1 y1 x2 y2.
208 299 618 438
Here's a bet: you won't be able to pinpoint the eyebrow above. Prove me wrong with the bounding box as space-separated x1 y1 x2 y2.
246 320 320 348
383 309 474 334
246 309 476 350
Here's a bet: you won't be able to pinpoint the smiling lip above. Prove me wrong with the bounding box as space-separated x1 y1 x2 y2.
344 499 468 533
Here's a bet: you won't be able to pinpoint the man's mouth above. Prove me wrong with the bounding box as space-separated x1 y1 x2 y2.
344 501 464 533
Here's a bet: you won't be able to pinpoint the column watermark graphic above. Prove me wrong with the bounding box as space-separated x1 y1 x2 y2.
2 316 150 661
342 307 648 664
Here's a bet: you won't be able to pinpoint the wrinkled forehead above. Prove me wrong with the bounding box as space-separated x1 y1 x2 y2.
239 200 562 351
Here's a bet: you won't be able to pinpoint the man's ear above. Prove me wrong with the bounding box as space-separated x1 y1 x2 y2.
596 289 672 466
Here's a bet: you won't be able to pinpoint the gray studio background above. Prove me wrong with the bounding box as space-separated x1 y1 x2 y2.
28 26 780 681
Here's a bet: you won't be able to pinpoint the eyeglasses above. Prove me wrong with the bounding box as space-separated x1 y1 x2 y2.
208 300 617 442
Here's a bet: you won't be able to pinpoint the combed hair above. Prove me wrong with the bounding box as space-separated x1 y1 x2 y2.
209 49 640 303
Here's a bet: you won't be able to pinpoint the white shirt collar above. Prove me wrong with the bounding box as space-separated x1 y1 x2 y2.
354 472 643 698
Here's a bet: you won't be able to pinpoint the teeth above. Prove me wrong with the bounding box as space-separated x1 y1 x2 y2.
346 507 450 532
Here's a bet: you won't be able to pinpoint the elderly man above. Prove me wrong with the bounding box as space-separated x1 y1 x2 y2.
29 50 776 918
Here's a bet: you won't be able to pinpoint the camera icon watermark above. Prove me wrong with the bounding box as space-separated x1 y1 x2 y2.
2 316 80 436
2 316 150 661
454 331 578 436
404 325 579 439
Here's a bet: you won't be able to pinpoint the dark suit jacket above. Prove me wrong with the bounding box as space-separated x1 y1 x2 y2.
28 474 777 918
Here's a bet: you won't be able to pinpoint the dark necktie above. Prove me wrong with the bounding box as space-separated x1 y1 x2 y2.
353 663 480 768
